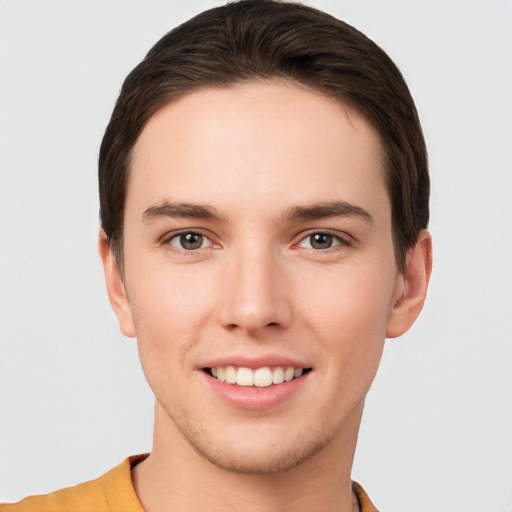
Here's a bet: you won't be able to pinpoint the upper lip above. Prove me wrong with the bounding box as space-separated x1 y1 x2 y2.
200 354 312 370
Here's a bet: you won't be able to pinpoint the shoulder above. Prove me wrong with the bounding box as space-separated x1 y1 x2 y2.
0 455 147 512
352 481 379 512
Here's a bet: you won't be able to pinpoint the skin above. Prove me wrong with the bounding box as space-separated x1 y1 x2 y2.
100 81 431 512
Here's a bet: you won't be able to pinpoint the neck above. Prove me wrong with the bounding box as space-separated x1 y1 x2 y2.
132 401 363 512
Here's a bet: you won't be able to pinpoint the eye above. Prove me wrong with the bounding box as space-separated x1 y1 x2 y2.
168 231 211 251
297 232 348 250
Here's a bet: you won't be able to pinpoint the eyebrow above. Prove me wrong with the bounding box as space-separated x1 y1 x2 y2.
284 201 374 223
142 200 373 224
142 201 223 223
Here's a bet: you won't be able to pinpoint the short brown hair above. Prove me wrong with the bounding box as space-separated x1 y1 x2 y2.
99 0 429 271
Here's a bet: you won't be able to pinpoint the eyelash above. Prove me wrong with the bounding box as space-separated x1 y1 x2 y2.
163 229 352 253
295 230 352 252
164 230 216 253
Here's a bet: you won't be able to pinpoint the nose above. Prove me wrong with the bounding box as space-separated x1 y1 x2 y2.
217 246 293 335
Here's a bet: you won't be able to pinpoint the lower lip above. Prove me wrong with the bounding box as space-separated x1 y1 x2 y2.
201 371 310 410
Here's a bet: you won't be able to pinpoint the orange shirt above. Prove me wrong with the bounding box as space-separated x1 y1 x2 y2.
1 454 378 511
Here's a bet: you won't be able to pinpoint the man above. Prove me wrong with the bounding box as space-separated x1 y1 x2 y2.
2 1 431 510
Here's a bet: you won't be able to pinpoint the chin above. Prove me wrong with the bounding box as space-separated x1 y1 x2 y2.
185 425 332 475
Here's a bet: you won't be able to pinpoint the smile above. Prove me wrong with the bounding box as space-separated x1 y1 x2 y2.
207 366 311 387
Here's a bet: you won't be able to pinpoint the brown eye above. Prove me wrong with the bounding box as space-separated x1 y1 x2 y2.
309 233 333 249
169 232 205 250
297 232 347 251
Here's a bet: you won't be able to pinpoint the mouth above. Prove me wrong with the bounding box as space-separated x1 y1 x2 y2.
204 365 312 388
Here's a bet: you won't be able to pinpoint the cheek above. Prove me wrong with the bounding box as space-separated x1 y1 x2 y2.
129 256 213 320
301 267 395 408
126 263 217 364
299 260 396 352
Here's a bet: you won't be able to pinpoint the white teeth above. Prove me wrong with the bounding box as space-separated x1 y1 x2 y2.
210 365 307 387
236 367 254 386
253 367 273 387
225 365 237 384
272 367 284 384
284 367 295 382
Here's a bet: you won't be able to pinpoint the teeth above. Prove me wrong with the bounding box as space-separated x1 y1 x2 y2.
284 367 295 381
254 367 273 387
272 367 284 385
237 367 254 386
209 365 307 387
225 365 237 384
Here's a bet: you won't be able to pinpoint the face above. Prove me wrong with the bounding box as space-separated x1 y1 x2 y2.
113 81 405 474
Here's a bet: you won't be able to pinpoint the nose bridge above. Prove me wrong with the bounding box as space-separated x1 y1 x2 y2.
218 240 291 333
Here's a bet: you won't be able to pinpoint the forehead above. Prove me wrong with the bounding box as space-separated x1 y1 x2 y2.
128 81 388 221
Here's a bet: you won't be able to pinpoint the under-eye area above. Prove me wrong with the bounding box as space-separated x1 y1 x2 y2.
204 366 313 387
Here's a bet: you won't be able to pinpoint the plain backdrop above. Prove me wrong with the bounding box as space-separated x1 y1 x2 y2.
1 1 511 510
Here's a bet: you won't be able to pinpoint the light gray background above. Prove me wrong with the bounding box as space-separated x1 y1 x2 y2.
1 1 511 510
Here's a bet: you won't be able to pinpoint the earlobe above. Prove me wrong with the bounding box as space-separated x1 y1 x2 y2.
98 230 136 338
386 230 432 338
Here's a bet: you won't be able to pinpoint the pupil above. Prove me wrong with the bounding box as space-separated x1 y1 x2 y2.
311 233 332 249
181 233 202 250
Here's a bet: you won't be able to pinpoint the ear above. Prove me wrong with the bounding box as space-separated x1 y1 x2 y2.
386 230 432 338
98 230 136 338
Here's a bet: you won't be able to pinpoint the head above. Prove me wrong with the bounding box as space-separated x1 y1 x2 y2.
98 0 432 476
99 0 429 273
